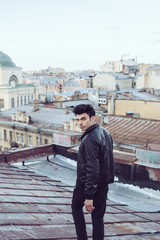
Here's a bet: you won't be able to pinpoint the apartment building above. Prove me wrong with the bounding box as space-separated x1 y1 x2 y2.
0 105 77 151
100 59 138 74
92 72 134 90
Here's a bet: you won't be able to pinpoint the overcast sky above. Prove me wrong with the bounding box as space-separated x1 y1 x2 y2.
1 0 160 71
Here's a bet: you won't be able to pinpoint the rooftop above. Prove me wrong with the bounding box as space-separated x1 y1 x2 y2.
105 115 160 146
0 155 159 239
0 105 76 128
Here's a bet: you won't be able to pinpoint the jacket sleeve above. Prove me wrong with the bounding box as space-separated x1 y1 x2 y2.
84 136 100 200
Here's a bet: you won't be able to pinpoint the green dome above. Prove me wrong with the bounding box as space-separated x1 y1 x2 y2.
0 51 16 67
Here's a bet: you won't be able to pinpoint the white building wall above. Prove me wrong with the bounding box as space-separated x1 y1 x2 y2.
116 78 133 90
0 85 42 111
93 73 116 90
146 72 160 89
0 66 23 85
100 61 123 72
135 74 145 89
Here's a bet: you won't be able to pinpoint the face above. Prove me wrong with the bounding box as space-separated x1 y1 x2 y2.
76 113 95 132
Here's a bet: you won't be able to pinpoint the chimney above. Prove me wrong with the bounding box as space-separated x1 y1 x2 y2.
65 105 69 114
33 100 39 112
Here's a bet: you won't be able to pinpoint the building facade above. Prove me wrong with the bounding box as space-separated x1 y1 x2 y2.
108 98 160 120
0 51 42 111
93 72 134 91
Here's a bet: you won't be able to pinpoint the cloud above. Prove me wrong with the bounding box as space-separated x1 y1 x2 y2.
144 39 160 46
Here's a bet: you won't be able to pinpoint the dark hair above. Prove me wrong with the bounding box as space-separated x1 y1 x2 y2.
73 104 95 118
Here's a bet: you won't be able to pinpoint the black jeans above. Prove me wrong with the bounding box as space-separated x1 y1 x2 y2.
71 184 108 240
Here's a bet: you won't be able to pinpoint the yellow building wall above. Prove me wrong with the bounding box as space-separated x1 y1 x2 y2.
108 99 160 120
0 124 53 151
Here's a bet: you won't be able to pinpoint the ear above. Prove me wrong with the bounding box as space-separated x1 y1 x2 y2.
91 116 96 123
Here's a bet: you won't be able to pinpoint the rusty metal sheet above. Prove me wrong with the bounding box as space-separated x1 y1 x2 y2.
0 195 71 205
0 183 67 191
104 222 159 236
103 233 160 239
0 178 48 185
105 116 160 145
0 174 35 180
14 225 77 239
107 199 127 206
0 203 72 214
0 188 72 198
111 205 140 213
6 144 55 163
114 152 136 165
134 212 160 222
105 206 125 214
0 163 159 239
103 213 149 223
0 213 74 226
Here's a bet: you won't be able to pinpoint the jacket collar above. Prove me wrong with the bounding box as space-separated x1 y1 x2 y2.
80 123 99 140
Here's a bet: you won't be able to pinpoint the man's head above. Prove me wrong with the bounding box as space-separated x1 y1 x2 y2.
73 104 96 131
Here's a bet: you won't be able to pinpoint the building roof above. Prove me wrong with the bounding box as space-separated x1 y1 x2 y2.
147 65 160 70
0 51 16 67
0 105 76 128
117 89 160 101
0 156 159 239
113 73 131 80
40 77 59 85
63 80 80 87
59 88 96 97
105 115 160 146
132 91 160 101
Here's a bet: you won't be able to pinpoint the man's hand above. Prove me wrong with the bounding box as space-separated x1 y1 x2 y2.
85 199 95 213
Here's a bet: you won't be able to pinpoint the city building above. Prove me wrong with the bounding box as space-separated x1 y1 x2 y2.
145 65 160 89
0 51 43 111
107 93 160 120
100 58 138 74
92 72 136 90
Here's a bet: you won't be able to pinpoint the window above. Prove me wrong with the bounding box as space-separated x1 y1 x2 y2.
24 96 27 105
9 75 18 85
29 135 32 146
0 99 4 108
4 130 7 141
44 138 48 144
17 133 20 143
36 137 40 146
9 131 13 142
11 98 15 108
20 96 23 106
17 97 19 107
21 134 25 146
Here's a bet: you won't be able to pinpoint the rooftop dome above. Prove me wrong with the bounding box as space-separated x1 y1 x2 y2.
0 51 16 67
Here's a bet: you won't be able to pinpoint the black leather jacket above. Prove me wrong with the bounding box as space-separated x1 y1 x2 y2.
76 123 114 199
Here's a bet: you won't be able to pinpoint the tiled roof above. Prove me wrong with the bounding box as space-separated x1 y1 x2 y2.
0 162 160 239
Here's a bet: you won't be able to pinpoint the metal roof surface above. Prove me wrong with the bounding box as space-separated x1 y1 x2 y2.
0 162 160 239
0 106 76 128
105 116 160 146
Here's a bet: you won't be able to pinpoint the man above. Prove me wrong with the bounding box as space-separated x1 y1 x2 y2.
72 104 114 240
